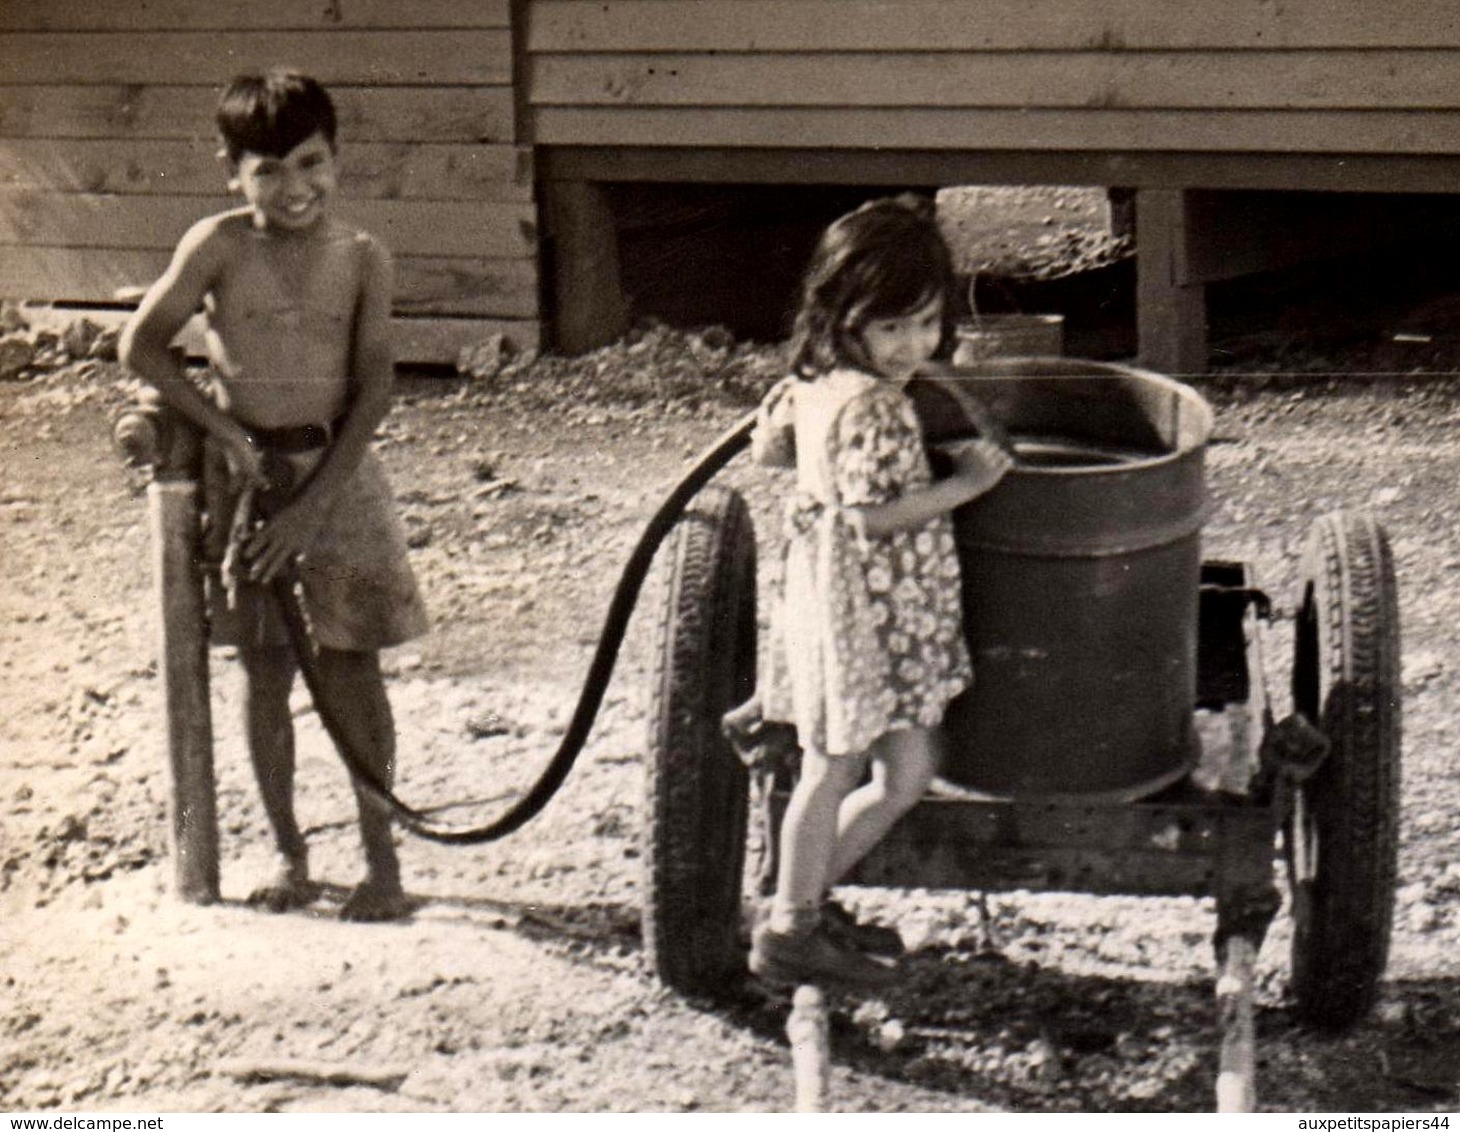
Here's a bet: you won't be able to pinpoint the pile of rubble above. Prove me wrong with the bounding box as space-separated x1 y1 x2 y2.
0 301 120 381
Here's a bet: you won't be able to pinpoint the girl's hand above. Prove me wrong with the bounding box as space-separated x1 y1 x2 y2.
946 436 1015 494
244 495 326 584
838 505 870 548
752 375 798 468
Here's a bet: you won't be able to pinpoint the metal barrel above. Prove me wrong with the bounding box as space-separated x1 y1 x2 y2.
910 359 1215 801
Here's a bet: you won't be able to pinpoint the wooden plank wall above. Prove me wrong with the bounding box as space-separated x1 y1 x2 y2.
0 1 540 364
526 0 1460 171
525 0 1460 371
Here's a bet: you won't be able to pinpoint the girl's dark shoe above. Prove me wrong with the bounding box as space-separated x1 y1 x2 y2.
750 919 899 990
822 898 906 957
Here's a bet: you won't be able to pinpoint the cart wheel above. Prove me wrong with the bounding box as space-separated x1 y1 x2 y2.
1287 511 1401 1029
643 484 756 996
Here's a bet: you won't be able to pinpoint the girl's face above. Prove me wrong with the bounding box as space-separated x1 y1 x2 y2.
230 130 338 234
856 294 944 384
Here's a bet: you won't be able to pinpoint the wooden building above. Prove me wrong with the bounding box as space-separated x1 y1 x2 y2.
6 2 1460 371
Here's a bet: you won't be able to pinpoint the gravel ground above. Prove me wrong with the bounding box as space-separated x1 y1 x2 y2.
2 323 1459 1114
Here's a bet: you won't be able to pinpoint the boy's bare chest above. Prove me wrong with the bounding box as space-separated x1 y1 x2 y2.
216 235 360 334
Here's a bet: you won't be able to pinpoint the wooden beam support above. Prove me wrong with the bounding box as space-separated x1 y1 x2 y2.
1137 189 1208 377
540 145 1460 196
149 478 219 904
541 179 628 353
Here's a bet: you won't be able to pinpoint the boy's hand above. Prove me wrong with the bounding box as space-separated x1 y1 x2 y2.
946 436 1015 494
215 420 268 489
245 495 327 584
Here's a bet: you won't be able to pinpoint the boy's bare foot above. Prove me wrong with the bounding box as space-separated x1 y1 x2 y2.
246 855 320 913
339 878 413 922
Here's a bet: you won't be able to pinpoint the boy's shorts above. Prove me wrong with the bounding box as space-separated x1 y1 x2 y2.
203 442 429 653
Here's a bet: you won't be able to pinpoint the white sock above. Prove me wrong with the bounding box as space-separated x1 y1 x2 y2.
767 897 820 935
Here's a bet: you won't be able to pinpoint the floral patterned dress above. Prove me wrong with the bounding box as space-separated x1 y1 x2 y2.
760 368 972 756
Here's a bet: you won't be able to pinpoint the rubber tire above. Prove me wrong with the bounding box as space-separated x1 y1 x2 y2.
642 484 757 997
1288 511 1401 1029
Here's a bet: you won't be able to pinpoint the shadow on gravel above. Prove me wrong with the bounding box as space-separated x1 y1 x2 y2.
711 948 1219 1111
412 892 643 950
702 951 1460 1112
353 879 1460 1113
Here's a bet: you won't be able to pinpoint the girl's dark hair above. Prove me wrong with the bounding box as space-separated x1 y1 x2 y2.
787 193 958 378
216 68 337 163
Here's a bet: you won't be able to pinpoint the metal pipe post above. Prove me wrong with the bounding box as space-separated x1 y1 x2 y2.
787 985 829 1112
1215 935 1258 1112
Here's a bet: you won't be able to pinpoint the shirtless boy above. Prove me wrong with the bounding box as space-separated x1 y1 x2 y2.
120 68 428 921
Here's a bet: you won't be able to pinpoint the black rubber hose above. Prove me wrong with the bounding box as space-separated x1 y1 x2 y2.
272 410 754 845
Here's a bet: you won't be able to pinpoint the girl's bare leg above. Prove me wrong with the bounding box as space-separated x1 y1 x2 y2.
769 748 867 924
827 727 941 885
753 746 900 987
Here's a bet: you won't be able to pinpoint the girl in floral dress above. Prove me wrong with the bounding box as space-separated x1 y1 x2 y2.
749 196 1013 988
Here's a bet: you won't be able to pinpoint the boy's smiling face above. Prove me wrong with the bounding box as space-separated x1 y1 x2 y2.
229 130 338 233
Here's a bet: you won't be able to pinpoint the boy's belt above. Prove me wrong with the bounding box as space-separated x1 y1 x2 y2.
249 417 343 453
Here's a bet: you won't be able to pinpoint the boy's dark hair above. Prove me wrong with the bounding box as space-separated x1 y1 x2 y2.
788 193 959 379
216 68 337 163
